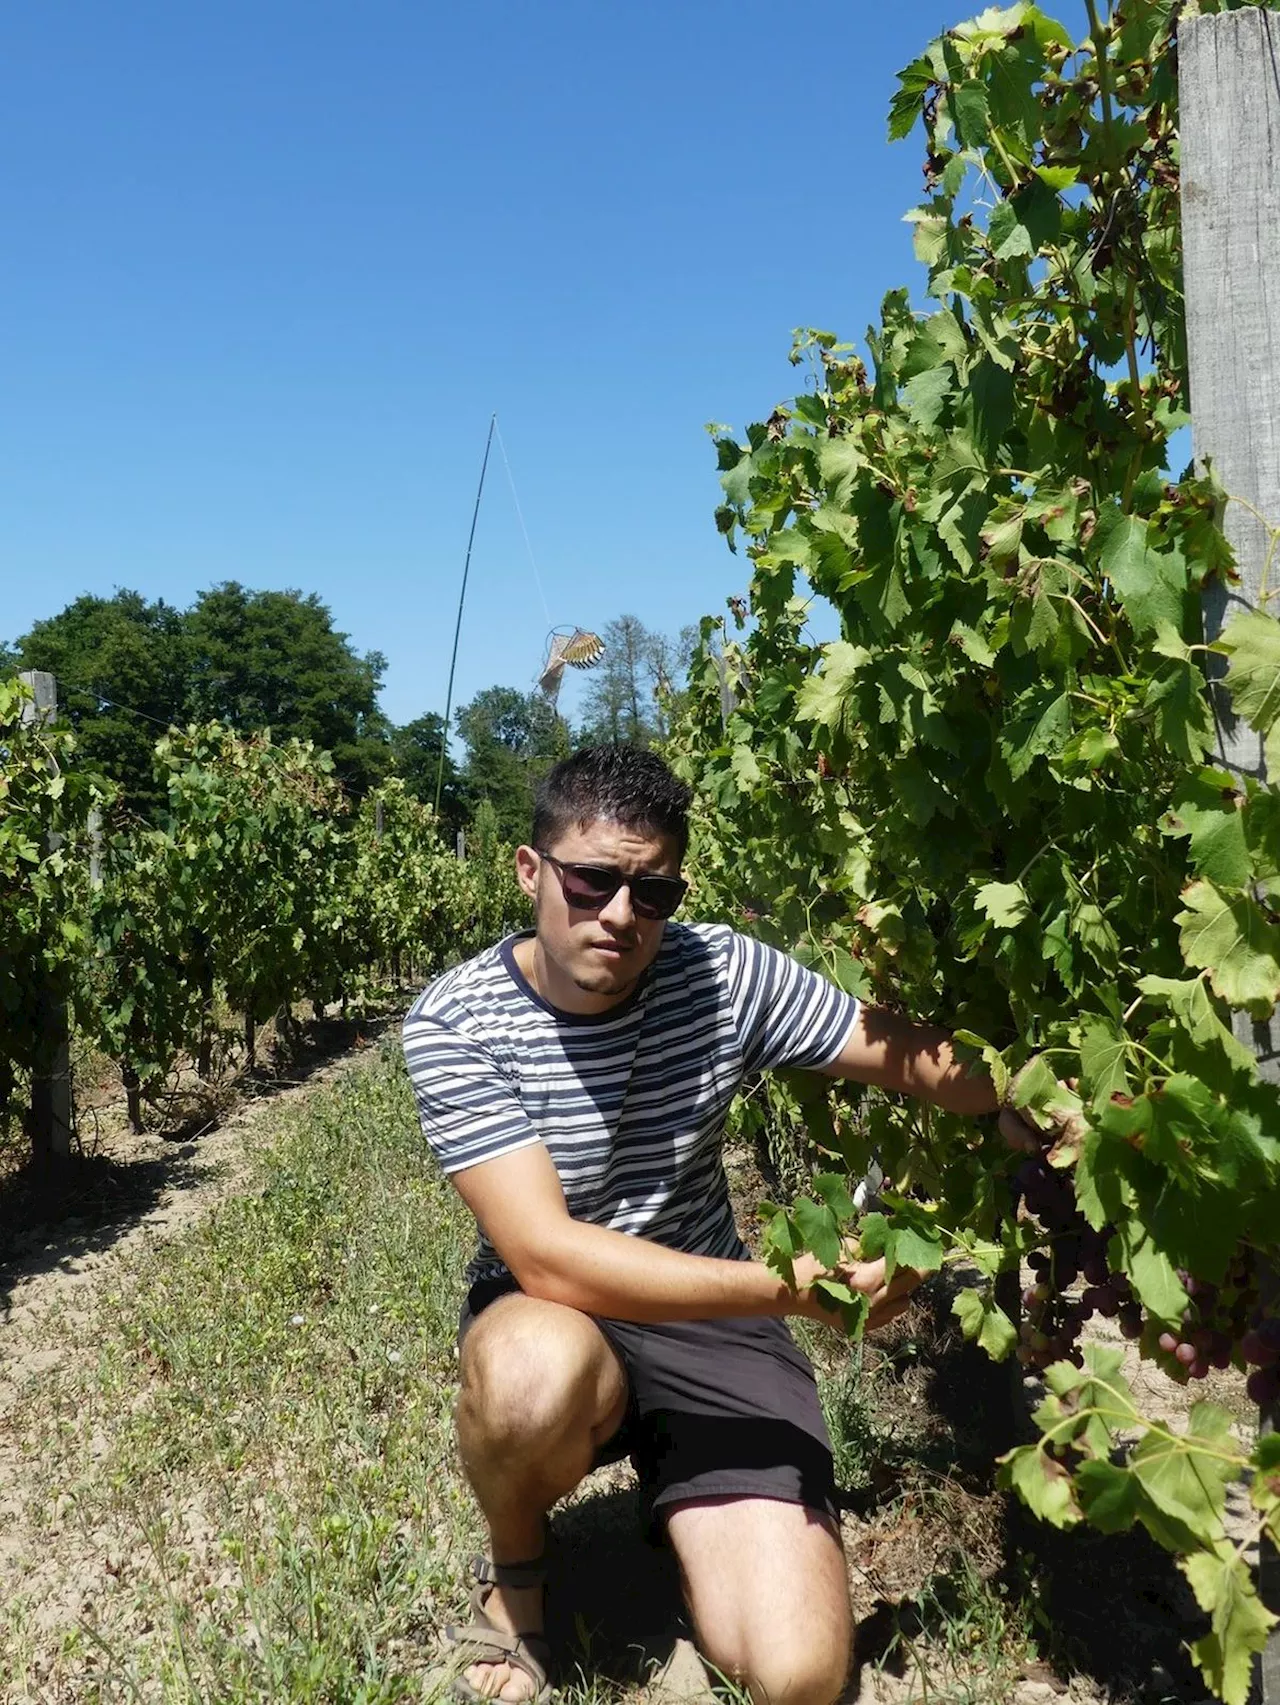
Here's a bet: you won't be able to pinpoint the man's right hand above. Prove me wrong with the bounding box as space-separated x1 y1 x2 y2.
790 1245 925 1334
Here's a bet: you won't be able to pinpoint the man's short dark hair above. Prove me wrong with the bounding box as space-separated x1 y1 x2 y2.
532 745 692 860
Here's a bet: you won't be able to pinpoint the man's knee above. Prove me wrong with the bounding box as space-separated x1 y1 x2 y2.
457 1300 609 1454
719 1632 849 1705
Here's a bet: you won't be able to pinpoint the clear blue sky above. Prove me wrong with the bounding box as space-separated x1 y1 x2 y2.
2 0 984 733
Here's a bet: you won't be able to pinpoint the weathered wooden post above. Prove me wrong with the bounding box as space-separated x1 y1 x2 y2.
1180 8 1280 1695
18 671 75 1164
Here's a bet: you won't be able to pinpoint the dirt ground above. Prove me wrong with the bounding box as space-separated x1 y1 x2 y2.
0 1053 1262 1705
0 1016 397 1672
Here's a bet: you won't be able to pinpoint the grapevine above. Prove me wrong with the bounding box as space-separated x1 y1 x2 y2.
6 717 529 1146
0 678 101 1137
668 3 1280 1698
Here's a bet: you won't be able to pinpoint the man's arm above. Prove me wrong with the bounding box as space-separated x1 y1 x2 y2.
450 1141 914 1329
818 1004 999 1115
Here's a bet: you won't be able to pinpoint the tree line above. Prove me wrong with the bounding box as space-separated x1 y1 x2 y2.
2 588 694 842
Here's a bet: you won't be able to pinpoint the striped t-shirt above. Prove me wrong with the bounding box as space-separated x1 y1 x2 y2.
401 923 861 1283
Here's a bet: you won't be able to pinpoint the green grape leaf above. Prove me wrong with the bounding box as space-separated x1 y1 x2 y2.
857 1212 890 1260
1009 1054 1081 1132
730 742 763 791
1130 1402 1237 1540
999 1443 1081 1529
888 56 936 142
997 688 1071 780
952 1286 1017 1359
812 1277 870 1335
1251 1435 1280 1541
1100 513 1188 639
1074 1458 1144 1533
968 359 1016 461
792 1195 842 1270
1215 606 1280 738
1079 1016 1130 1108
1144 658 1218 763
1161 770 1251 889
974 879 1030 927
950 80 992 149
1177 880 1280 1019
813 1172 856 1222
953 1231 1009 1279
1182 1546 1276 1705
1108 1220 1189 1328
884 1221 944 1283
794 642 870 743
1034 163 1078 191
1136 974 1258 1075
761 1209 800 1288
952 1029 1009 1104
904 363 955 430
1245 788 1280 887
988 177 1061 260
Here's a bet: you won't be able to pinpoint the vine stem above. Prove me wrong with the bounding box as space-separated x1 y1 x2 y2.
1034 1374 1249 1471
1014 837 1061 885
1221 493 1280 608
1053 589 1130 671
986 120 1022 195
1120 280 1149 515
1083 0 1118 165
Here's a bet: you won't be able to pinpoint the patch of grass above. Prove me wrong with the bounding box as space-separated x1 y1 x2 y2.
2 1042 483 1703
867 1555 1034 1705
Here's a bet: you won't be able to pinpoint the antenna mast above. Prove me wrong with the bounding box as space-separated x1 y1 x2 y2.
436 413 496 815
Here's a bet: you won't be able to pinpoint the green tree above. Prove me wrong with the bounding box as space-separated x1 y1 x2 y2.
577 615 695 747
185 583 392 799
12 590 190 817
391 711 465 835
455 686 567 841
647 623 699 742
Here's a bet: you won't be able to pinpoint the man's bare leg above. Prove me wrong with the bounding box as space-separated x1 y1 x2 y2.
665 1495 852 1705
453 1295 629 1703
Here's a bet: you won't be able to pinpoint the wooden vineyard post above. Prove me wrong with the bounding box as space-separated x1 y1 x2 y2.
18 671 75 1166
1180 9 1280 1695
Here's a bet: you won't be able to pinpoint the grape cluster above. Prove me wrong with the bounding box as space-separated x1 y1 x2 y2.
1010 1155 1279 1406
1242 1324 1280 1407
1148 1258 1280 1400
1013 1154 1139 1370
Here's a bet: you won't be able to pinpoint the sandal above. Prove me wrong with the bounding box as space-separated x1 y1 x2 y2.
442 1554 553 1704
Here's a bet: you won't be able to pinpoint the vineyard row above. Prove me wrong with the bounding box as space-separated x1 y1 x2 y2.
1 681 528 1151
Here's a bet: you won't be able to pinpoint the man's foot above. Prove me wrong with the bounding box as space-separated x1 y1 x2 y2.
444 1557 551 1705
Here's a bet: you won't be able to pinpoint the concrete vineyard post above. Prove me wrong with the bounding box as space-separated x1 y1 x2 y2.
1180 10 1280 1694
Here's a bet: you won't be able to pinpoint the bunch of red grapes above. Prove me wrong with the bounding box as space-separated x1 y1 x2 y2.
1014 1153 1139 1370
1155 1260 1280 1404
1011 1153 1279 1405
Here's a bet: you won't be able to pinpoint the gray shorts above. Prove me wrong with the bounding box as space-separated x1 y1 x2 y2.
459 1275 838 1534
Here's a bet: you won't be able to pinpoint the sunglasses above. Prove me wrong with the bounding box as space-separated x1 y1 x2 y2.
535 850 688 920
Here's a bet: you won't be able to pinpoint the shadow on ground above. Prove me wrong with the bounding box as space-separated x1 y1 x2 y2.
546 1482 688 1688
0 1010 399 1316
845 1279 1226 1704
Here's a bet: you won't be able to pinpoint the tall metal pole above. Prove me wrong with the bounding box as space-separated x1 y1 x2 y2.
436 413 497 816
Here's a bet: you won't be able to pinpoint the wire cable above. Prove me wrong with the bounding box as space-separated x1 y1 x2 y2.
52 680 179 731
46 676 324 774
494 418 553 630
